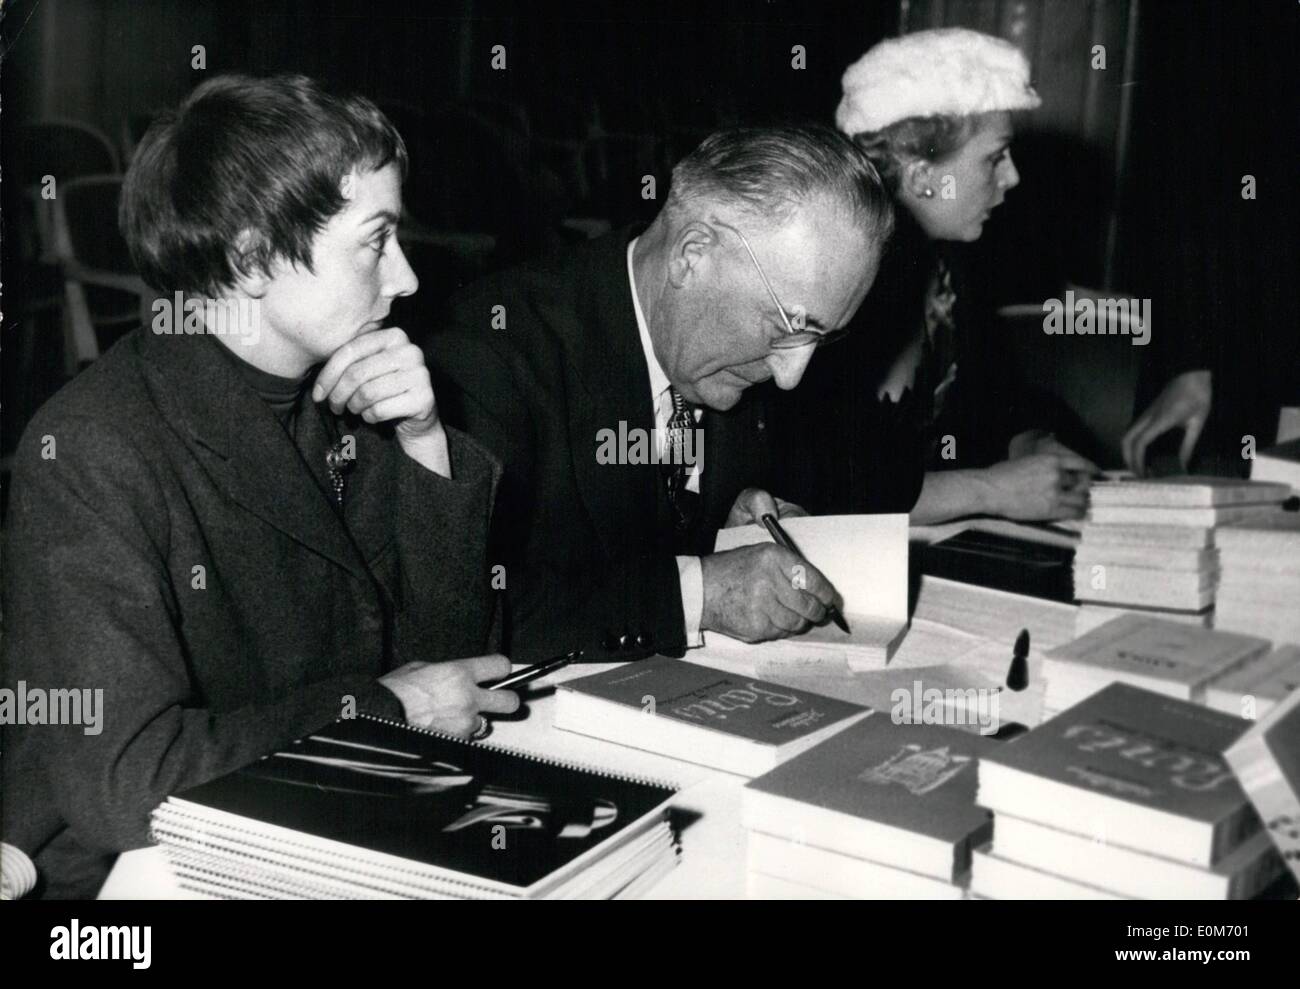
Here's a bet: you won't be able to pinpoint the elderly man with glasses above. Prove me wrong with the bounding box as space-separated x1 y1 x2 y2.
425 124 896 660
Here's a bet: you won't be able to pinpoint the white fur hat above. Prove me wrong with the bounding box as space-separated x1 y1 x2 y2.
835 27 1041 136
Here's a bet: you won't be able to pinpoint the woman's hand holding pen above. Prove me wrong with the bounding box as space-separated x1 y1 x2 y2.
379 655 520 738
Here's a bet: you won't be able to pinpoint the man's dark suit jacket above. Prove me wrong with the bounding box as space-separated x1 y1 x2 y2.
425 227 773 663
1 327 501 898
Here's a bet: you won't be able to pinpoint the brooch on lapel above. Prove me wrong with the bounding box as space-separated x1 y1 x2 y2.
325 436 356 509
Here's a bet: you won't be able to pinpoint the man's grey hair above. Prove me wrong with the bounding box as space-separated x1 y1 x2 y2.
666 123 893 238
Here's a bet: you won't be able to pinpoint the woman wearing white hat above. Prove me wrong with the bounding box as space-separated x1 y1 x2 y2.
778 28 1099 523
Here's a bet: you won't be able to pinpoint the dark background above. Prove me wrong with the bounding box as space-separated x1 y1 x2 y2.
3 0 1297 486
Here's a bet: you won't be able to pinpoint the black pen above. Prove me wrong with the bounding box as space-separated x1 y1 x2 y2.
760 513 851 634
484 651 581 691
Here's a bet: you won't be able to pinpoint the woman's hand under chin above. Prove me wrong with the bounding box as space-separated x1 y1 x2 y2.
312 327 452 477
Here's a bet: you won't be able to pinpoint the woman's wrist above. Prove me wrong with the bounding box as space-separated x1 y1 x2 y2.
1007 429 1052 460
397 419 452 478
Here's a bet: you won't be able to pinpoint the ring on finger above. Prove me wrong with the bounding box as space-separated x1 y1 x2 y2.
470 715 492 741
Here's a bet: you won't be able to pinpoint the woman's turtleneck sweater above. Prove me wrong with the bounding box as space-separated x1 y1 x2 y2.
215 340 313 432
208 338 345 507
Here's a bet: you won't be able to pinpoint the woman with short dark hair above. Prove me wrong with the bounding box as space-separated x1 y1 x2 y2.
1 74 518 898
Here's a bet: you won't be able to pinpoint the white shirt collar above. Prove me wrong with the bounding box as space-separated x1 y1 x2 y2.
627 237 671 402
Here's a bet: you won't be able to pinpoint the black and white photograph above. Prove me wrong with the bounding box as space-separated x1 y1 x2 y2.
0 0 1297 955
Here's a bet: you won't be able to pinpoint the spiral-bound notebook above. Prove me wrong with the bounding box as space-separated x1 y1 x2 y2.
150 715 679 899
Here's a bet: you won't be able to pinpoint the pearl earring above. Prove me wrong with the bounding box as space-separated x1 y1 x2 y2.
922 187 935 199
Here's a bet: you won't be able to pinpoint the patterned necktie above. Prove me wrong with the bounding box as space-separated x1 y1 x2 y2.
664 387 700 530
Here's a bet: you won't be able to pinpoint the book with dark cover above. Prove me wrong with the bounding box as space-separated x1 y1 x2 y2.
921 529 1075 603
980 683 1260 865
559 656 867 746
160 715 676 895
745 716 995 874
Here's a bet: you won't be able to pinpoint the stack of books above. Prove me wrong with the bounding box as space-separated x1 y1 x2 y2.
151 716 679 899
1213 510 1300 647
1204 645 1300 720
554 657 870 777
1041 614 1271 719
1073 477 1290 625
741 716 994 899
971 684 1289 899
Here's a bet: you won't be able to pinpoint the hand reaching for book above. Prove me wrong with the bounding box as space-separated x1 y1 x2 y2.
1122 370 1213 475
981 452 1094 521
379 655 520 737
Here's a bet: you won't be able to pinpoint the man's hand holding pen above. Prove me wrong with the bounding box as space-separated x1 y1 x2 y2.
700 542 843 643
701 487 845 644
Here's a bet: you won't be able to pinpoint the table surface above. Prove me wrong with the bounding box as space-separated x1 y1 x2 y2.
99 520 1078 900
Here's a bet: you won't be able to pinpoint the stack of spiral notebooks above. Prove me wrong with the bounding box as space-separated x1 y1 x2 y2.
149 716 679 899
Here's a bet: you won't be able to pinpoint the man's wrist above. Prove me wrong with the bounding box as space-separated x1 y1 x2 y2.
676 555 704 647
699 552 718 633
